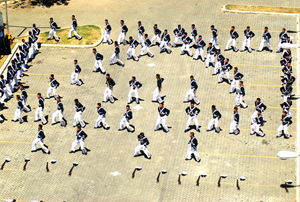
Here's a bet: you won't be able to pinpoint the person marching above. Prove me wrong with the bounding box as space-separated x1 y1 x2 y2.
95 103 110 129
12 95 24 124
280 83 293 102
193 35 206 61
235 81 248 108
31 124 50 154
206 43 216 69
103 73 115 103
70 126 88 155
73 99 86 128
92 48 106 73
251 98 267 123
46 74 59 99
118 20 128 45
34 93 47 125
185 75 200 105
282 63 293 76
159 29 172 54
189 24 197 47
154 103 170 132
250 110 265 137
152 74 164 103
110 41 124 67
214 49 225 75
185 132 201 162
127 36 139 61
241 26 255 53
103 19 113 44
210 25 219 49
185 101 200 132
128 76 142 104
19 85 31 112
218 58 232 84
277 28 288 53
230 67 243 93
47 17 60 42
207 105 221 133
119 105 134 132
32 24 40 51
0 75 10 103
257 27 272 52
140 34 154 58
281 73 295 86
21 39 30 64
280 97 292 117
28 31 36 59
277 111 292 139
138 21 145 45
71 60 82 86
172 24 185 47
6 66 14 95
68 15 82 40
229 107 240 135
134 132 151 159
18 46 28 71
181 32 193 57
14 53 24 79
52 97 66 127
151 24 161 45
225 26 239 52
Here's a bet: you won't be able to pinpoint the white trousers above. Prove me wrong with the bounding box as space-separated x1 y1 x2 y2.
35 107 47 124
152 87 163 103
250 123 264 136
225 38 237 51
187 146 200 161
207 118 220 132
94 60 106 73
155 116 168 131
159 41 171 53
14 108 23 122
34 36 39 51
118 32 126 45
8 80 13 94
230 79 239 92
214 61 221 74
241 38 251 52
138 33 144 44
278 40 282 51
127 47 139 61
103 30 112 44
251 111 258 124
185 89 200 104
30 43 36 59
189 35 196 46
173 36 183 45
71 72 82 85
151 34 161 44
206 54 215 68
71 138 85 152
17 69 23 80
95 115 109 128
229 120 239 134
110 53 124 65
141 46 154 57
219 70 230 83
52 110 65 126
277 124 290 138
135 145 150 158
73 111 85 127
181 44 193 56
194 47 204 60
186 116 199 130
2 87 10 101
120 117 134 131
48 29 59 41
13 74 18 88
32 138 49 153
69 27 82 39
47 87 58 99
236 94 247 107
22 99 30 112
283 94 290 102
258 39 271 51
128 88 139 103
104 87 114 103
210 36 219 49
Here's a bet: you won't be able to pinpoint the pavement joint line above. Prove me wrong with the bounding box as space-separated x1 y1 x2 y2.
1 168 37 172
204 103 297 110
223 5 300 200
197 180 279 188
209 82 297 88
25 73 70 77
0 141 33 144
200 152 278 159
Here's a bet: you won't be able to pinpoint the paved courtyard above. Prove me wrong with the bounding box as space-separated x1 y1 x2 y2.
0 0 299 201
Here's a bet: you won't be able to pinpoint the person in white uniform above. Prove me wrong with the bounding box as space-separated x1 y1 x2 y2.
68 15 82 40
73 99 86 128
103 19 113 44
207 105 221 133
69 126 88 155
92 48 106 73
154 103 170 132
31 124 50 154
128 76 142 104
95 103 109 129
119 105 134 132
34 93 47 125
71 60 82 86
134 132 151 159
185 132 200 162
185 101 200 132
229 107 240 135
152 74 164 103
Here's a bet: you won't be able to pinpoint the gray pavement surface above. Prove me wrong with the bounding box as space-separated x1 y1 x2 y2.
0 0 299 201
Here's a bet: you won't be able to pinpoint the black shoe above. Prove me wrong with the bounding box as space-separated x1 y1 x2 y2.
196 129 200 132
224 49 229 51
31 150 37 152
11 119 17 122
185 158 191 161
118 129 123 131
234 49 239 52
276 51 281 53
51 123 56 125
269 50 273 52
69 151 75 153
94 127 99 129
34 119 40 122
240 50 245 52
184 129 188 133
256 50 262 52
